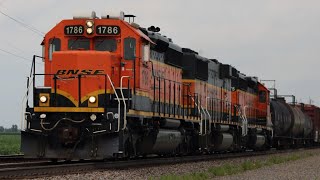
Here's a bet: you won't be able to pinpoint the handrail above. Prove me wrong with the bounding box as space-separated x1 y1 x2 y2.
243 105 248 136
199 100 207 135
31 72 120 131
205 97 212 131
24 55 43 130
236 105 248 136
21 77 34 130
190 96 203 135
31 55 44 108
152 75 190 116
120 76 130 130
106 74 121 132
206 97 233 125
33 73 108 107
28 54 123 133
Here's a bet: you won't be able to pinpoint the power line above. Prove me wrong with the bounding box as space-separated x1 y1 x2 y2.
5 40 31 57
0 48 42 65
0 9 44 36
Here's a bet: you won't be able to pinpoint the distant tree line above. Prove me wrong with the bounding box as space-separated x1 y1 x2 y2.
0 124 19 133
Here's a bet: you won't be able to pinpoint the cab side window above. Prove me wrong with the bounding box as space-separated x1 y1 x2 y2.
49 38 61 60
259 90 266 103
124 37 136 60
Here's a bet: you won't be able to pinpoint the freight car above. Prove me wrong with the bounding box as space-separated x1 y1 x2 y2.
297 104 320 143
20 11 317 160
270 98 313 148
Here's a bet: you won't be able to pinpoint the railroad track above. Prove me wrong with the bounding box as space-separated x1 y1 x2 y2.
0 154 47 164
0 154 25 163
0 148 311 179
0 154 23 160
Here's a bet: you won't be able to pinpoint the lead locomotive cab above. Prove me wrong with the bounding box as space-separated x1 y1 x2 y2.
21 11 154 159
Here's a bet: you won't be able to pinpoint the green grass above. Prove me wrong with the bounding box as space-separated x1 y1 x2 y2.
159 172 208 180
156 152 315 180
0 134 21 155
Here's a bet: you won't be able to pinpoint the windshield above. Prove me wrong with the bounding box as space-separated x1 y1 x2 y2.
259 91 267 103
94 39 117 52
68 38 90 50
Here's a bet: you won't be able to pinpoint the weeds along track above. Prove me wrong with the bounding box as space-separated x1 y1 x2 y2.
0 148 313 179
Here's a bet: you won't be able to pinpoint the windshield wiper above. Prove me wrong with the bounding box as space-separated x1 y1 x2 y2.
69 37 80 50
95 39 105 49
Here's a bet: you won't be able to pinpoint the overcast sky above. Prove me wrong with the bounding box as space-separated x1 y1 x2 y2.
0 0 319 128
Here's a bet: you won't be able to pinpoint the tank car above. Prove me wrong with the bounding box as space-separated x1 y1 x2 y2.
297 104 320 143
270 98 313 147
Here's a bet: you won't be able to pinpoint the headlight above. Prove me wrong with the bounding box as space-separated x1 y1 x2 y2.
40 96 47 103
90 114 97 121
89 96 96 103
86 21 94 28
40 114 46 119
86 28 93 34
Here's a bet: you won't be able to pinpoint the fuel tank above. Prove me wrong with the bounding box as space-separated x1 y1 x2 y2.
214 133 233 151
136 129 183 154
254 135 266 148
152 129 183 153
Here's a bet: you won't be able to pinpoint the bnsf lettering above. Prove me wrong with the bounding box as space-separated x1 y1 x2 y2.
56 70 66 75
81 70 93 75
67 70 80 75
56 70 104 75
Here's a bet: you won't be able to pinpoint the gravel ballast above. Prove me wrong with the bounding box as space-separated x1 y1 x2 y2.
31 148 320 180
218 150 320 180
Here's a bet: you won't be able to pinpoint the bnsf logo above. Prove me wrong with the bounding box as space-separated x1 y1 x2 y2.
56 69 104 75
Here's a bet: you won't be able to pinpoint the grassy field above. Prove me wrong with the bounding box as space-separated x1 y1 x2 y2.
157 152 314 180
0 133 21 155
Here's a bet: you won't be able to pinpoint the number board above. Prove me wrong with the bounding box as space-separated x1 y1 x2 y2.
96 25 121 35
64 25 84 35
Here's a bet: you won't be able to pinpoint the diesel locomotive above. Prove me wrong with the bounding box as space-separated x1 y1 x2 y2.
21 11 318 160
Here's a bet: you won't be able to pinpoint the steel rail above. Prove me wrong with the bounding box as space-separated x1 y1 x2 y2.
0 148 313 179
0 154 49 164
0 155 24 163
0 154 23 159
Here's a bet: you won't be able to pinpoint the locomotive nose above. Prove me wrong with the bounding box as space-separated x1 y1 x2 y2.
48 51 120 104
51 51 118 76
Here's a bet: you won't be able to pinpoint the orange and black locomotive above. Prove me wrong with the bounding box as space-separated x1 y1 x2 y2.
21 11 317 160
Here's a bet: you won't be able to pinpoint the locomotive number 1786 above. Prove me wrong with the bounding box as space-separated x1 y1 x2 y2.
96 25 121 35
64 25 84 35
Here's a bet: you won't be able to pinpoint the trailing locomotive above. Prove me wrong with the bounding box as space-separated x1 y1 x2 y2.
21 11 319 160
